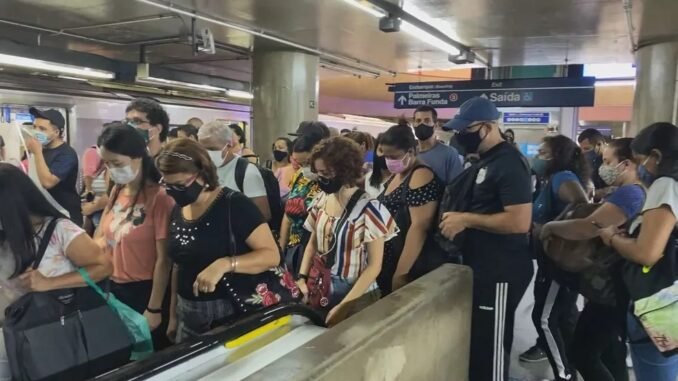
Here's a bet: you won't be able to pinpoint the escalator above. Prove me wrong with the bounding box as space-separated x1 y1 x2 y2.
94 304 326 381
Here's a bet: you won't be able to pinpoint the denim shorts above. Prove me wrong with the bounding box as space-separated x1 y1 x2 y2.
176 296 235 343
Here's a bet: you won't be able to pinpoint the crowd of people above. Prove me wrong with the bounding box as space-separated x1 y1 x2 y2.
0 94 676 381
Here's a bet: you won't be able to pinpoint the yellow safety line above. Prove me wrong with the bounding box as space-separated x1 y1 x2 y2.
225 315 291 349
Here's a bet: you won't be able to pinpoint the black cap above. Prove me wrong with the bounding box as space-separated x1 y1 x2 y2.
29 107 65 131
289 121 330 139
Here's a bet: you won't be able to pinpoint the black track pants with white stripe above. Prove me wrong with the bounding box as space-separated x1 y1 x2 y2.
531 276 579 381
469 277 530 381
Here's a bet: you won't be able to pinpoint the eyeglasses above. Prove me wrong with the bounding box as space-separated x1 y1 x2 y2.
160 175 197 191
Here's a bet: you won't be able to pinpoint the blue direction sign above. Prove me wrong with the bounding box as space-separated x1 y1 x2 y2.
503 112 550 124
390 77 595 109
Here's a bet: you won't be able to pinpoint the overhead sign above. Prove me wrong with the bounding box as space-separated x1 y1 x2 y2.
503 112 550 124
390 77 595 109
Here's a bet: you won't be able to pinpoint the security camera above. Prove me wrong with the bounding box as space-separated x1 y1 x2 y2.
448 50 476 64
379 16 401 33
196 28 216 55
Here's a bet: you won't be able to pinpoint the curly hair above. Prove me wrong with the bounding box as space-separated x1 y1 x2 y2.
543 135 591 184
310 136 364 187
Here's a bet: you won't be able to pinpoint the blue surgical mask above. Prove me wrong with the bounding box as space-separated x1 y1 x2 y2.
125 121 151 143
33 131 51 146
531 157 550 178
638 157 656 186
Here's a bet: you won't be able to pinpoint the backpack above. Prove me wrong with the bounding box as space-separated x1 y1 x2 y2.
435 148 528 259
235 157 283 232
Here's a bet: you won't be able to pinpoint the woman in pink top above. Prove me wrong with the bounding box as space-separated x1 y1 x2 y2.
96 123 174 336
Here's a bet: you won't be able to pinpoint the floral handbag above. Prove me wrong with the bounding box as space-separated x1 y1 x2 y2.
220 190 300 315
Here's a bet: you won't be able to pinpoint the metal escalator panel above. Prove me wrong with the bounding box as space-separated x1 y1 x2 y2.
93 304 326 381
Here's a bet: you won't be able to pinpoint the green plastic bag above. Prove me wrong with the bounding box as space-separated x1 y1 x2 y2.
78 269 154 360
634 280 678 355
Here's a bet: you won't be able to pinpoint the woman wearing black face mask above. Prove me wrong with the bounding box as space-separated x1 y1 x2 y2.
272 137 294 199
296 137 397 326
156 139 298 343
366 134 391 198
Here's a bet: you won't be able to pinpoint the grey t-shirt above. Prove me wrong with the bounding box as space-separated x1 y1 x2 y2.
418 142 463 185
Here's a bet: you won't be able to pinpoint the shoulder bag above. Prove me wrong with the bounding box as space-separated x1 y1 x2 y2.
3 219 133 381
307 189 366 309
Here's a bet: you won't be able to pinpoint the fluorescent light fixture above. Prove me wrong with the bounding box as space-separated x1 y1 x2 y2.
401 21 460 56
226 89 254 99
594 79 635 87
0 53 115 79
585 63 636 79
320 62 380 78
136 76 226 93
342 0 385 17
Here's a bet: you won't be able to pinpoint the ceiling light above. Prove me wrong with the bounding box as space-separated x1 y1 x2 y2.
342 0 385 18
402 2 463 43
594 79 635 87
226 89 254 99
401 21 461 56
320 62 380 78
0 53 115 79
136 76 226 93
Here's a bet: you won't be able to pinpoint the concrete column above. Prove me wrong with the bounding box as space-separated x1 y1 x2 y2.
558 107 579 140
251 50 319 157
631 42 678 136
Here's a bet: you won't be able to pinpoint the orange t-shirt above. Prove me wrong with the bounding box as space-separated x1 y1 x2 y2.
100 184 175 283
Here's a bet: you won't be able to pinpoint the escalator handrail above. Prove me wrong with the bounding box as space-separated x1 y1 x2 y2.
93 303 325 381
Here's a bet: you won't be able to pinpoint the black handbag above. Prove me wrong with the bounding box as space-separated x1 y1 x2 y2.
3 218 133 381
220 191 301 316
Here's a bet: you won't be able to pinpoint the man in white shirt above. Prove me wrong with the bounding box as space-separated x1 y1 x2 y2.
198 120 271 221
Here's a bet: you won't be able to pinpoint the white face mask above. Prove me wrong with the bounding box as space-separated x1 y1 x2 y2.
108 165 138 185
207 150 224 166
301 166 317 181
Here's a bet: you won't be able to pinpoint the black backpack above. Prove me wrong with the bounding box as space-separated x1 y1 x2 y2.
235 157 283 232
435 148 529 258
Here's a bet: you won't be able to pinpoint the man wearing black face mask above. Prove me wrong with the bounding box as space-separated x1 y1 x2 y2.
414 106 463 185
440 97 533 381
578 128 607 193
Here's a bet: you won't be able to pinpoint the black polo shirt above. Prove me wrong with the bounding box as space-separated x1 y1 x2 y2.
43 143 82 226
463 142 533 280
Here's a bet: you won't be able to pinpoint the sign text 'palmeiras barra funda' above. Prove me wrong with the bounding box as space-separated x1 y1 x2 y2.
389 77 595 109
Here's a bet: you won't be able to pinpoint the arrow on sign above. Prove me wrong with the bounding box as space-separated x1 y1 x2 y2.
397 95 407 105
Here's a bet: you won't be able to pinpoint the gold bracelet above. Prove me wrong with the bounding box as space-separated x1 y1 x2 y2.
230 256 238 273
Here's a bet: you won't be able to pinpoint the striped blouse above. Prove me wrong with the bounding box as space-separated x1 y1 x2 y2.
304 191 398 286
